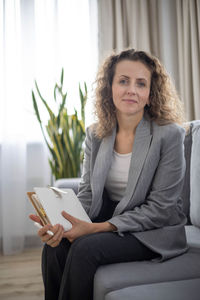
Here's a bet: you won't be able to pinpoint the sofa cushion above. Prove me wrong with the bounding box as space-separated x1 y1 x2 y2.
190 121 200 227
185 225 200 248
105 278 200 300
93 248 200 300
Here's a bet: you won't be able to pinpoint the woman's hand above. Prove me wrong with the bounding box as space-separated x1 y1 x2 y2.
62 211 94 243
62 211 117 243
29 214 64 248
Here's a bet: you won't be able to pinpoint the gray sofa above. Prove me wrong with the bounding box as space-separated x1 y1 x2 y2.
55 121 200 300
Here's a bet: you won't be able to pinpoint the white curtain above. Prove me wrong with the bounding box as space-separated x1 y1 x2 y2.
176 0 200 120
97 0 200 121
0 0 98 255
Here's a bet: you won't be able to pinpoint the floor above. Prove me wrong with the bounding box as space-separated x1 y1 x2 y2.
0 247 44 300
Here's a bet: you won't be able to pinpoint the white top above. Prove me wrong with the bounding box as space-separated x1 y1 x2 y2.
105 150 132 202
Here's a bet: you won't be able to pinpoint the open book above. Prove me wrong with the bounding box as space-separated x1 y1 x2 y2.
27 187 91 231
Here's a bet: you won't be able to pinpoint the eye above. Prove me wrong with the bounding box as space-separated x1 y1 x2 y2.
119 79 128 85
137 81 146 87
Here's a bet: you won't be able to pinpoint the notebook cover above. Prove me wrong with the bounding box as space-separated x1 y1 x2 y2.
33 187 91 231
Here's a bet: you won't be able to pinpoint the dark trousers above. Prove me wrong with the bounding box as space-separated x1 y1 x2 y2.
42 190 157 300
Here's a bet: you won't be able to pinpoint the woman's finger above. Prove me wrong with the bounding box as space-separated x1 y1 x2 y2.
41 233 52 243
49 229 64 247
46 225 64 247
62 211 78 224
51 225 64 243
29 214 43 226
38 224 53 237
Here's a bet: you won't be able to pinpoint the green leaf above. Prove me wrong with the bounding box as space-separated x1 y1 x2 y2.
32 91 53 153
35 80 55 121
84 82 87 95
57 92 67 128
54 83 59 102
60 68 64 86
32 91 42 124
79 82 87 125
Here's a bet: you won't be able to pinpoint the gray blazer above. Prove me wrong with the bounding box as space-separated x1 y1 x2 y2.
77 116 188 261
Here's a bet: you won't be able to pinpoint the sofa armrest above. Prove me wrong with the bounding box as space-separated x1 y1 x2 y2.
54 178 81 195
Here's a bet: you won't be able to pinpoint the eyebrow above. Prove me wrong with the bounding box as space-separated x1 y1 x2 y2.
119 75 129 79
119 75 148 82
137 78 148 82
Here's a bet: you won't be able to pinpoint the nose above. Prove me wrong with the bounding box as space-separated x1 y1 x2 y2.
127 84 136 95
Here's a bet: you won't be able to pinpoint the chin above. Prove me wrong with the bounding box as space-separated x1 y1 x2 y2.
122 109 144 117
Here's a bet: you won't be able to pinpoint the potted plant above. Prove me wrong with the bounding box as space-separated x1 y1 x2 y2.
32 69 87 180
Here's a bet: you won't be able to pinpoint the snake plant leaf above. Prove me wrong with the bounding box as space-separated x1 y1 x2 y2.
32 90 52 152
54 83 59 102
57 92 67 128
49 159 56 176
76 118 85 135
47 118 65 165
54 132 65 165
35 80 55 121
60 92 67 110
49 148 59 173
62 116 74 155
63 133 76 176
84 82 87 95
60 68 64 86
79 83 87 125
79 85 84 108
48 132 63 175
32 91 42 124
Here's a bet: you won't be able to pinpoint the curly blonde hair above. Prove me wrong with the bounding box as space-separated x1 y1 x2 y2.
94 49 185 138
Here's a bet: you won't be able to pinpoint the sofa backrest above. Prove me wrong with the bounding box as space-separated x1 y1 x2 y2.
181 123 193 222
189 121 200 227
182 120 200 226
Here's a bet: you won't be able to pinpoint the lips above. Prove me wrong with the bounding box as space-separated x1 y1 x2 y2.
122 99 137 103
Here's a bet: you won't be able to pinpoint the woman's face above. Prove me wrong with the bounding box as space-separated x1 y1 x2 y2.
112 60 151 118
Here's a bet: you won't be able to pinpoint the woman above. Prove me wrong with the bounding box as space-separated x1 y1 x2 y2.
30 49 188 300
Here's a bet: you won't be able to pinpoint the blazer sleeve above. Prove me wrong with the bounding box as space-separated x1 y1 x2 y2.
108 126 186 233
77 127 93 214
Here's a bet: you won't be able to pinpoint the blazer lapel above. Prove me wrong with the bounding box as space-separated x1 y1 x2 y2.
89 127 116 218
113 117 152 216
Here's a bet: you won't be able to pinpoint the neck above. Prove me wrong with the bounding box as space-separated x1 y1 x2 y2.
116 111 144 135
